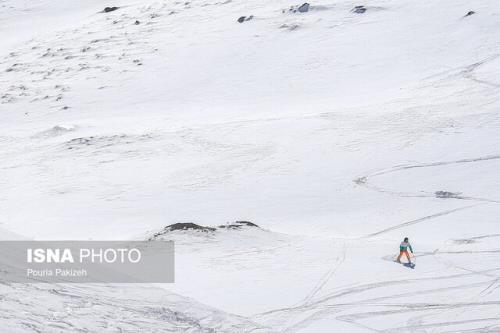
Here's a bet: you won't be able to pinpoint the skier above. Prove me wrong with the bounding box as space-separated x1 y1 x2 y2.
397 237 413 264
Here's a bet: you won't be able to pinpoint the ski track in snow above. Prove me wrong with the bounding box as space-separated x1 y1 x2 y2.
355 154 500 237
254 267 500 332
363 205 478 238
320 155 500 332
248 155 500 331
299 240 347 307
355 155 500 203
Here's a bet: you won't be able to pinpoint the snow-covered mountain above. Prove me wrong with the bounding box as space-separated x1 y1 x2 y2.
1 0 499 331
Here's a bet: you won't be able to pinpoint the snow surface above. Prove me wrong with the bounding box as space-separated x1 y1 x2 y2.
1 0 500 331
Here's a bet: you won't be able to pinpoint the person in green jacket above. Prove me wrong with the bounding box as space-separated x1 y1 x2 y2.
397 237 413 264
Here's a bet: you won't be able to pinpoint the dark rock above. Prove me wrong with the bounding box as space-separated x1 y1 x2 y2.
134 20 140 25
165 223 216 232
435 191 461 199
353 5 366 14
218 224 240 229
453 238 475 244
218 221 259 229
234 221 259 227
148 223 215 241
298 3 310 13
169 223 215 231
237 16 253 23
147 223 215 240
148 221 259 240
465 11 475 17
103 7 119 13
354 177 367 185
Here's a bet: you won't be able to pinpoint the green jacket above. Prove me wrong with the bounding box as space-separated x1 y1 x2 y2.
400 241 413 253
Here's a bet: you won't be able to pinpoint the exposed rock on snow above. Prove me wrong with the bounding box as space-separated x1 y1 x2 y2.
168 222 217 232
354 177 367 185
218 221 260 229
237 15 253 23
148 221 260 240
102 7 119 13
352 5 367 14
435 191 461 199
285 3 311 14
298 3 310 13
464 10 475 17
234 221 258 227
453 238 476 244
149 223 217 240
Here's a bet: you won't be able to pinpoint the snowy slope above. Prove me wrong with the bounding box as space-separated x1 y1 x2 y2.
1 0 500 331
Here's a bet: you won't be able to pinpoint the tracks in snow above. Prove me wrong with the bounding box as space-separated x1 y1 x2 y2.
364 205 476 238
299 240 347 306
255 265 500 332
254 155 500 331
356 154 500 238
